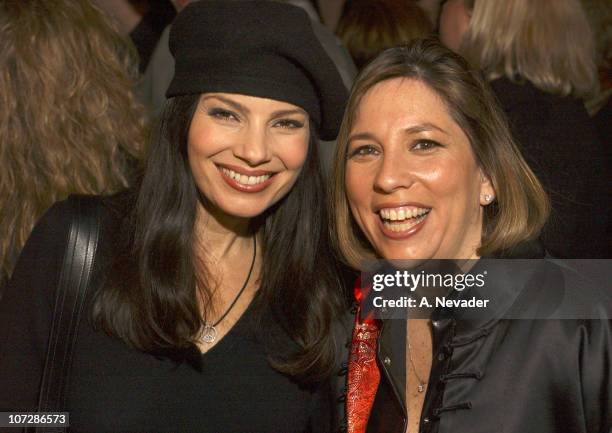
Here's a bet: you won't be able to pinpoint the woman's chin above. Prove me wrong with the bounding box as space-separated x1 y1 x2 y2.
217 204 269 220
370 221 437 261
199 196 271 222
379 247 433 262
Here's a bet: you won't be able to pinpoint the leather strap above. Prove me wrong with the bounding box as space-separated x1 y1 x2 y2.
35 196 101 433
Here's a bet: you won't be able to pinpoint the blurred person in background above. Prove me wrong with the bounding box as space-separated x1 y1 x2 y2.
91 0 177 72
318 0 442 32
440 0 608 258
336 0 433 70
0 0 145 294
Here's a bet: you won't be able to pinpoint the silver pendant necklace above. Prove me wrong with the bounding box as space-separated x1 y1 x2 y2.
200 236 256 344
407 336 428 393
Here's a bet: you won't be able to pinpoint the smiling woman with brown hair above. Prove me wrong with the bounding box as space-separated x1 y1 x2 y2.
331 41 549 270
330 38 611 433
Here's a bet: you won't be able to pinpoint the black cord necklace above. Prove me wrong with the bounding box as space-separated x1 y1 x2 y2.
200 236 257 344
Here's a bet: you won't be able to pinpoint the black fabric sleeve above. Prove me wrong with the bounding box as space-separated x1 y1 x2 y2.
0 201 71 411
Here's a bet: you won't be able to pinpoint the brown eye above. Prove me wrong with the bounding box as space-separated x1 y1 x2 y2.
273 119 304 129
208 108 238 121
348 145 380 159
412 140 441 151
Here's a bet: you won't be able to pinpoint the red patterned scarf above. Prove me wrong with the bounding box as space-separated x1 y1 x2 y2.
347 279 381 433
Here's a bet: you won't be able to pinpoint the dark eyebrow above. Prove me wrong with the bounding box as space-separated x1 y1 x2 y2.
403 123 448 135
200 96 306 119
201 95 250 114
271 108 307 118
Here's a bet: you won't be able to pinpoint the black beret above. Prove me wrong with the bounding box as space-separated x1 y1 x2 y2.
166 0 348 140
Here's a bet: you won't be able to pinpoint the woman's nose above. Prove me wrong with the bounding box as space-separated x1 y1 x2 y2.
233 125 272 166
373 152 415 193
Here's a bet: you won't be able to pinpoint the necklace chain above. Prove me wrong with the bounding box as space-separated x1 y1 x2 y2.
200 236 256 344
407 333 427 393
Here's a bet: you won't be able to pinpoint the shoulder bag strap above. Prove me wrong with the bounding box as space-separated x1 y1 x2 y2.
35 196 101 433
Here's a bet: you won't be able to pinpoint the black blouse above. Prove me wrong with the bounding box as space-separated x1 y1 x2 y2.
0 197 332 433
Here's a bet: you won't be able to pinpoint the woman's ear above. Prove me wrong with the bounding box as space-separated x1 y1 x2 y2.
479 170 495 205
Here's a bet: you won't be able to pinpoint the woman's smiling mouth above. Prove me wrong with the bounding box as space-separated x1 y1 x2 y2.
216 164 276 192
377 206 431 237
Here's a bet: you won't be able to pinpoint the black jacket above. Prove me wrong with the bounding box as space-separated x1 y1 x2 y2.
341 246 612 433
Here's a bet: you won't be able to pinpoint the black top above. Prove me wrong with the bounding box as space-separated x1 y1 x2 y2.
489 77 608 258
0 197 332 433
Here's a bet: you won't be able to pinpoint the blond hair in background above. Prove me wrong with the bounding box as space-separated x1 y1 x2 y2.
460 0 598 99
0 0 146 283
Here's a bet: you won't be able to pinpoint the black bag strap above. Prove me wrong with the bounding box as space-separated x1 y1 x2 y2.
35 196 101 433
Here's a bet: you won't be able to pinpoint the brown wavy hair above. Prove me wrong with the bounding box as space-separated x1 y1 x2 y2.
0 0 146 283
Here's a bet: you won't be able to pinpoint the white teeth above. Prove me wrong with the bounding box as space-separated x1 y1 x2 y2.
220 167 271 185
379 206 430 222
383 213 427 232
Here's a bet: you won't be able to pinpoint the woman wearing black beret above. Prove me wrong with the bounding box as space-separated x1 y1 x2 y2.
0 1 348 432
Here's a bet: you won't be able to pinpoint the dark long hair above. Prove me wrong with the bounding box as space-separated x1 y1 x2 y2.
93 95 346 382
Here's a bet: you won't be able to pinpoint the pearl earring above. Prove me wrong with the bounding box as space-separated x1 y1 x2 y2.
484 194 492 202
